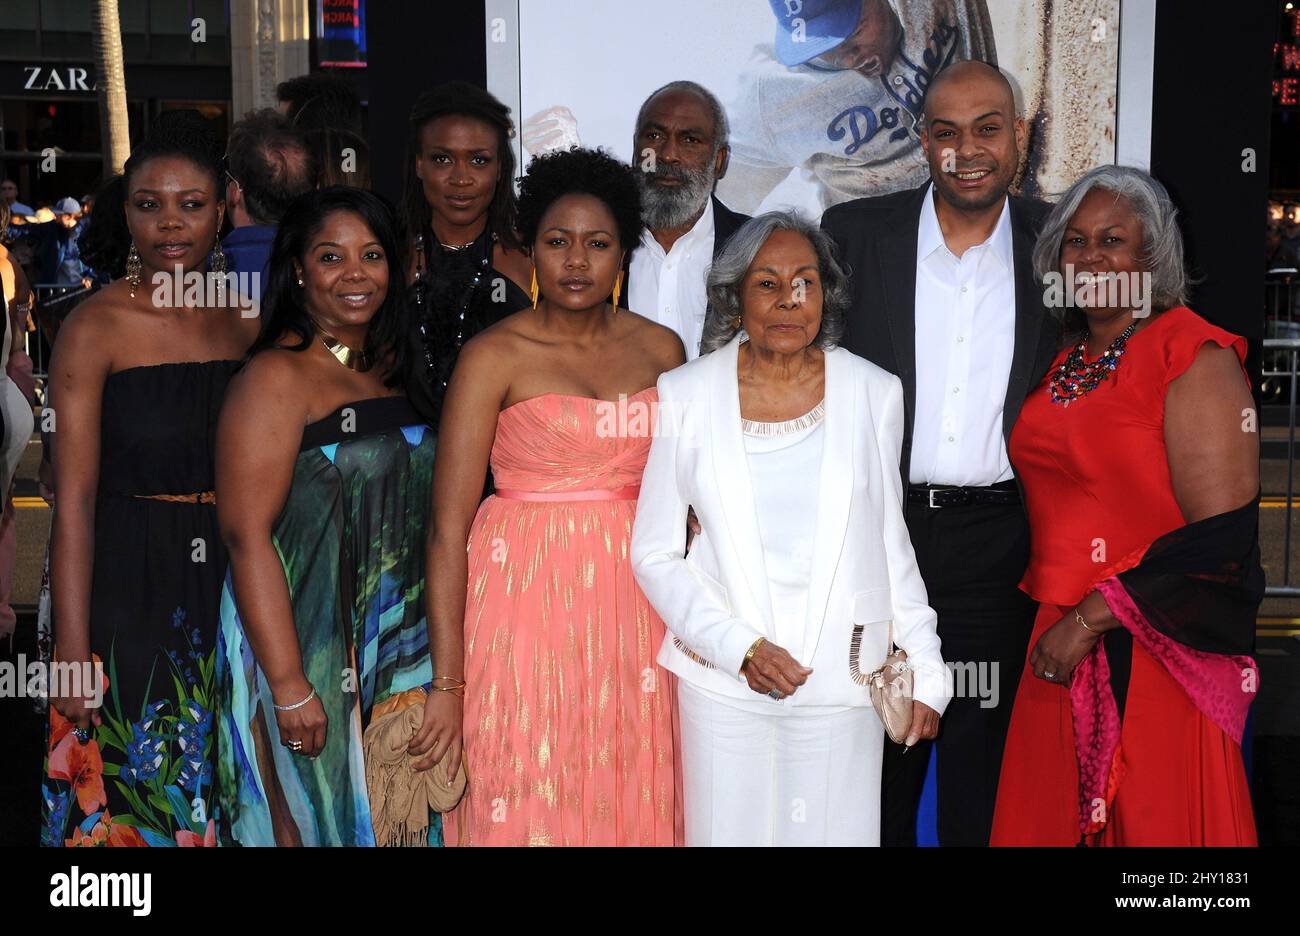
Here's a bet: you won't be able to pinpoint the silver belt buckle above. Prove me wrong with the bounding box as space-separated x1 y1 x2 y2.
929 487 941 509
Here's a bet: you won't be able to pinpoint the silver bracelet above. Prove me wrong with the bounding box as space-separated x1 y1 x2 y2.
273 686 316 712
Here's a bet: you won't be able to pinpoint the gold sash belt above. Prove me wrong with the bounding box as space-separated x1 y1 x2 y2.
131 491 216 505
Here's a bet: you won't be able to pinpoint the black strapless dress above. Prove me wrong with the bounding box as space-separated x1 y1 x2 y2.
42 360 238 847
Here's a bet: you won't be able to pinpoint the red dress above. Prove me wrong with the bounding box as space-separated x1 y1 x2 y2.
990 307 1257 846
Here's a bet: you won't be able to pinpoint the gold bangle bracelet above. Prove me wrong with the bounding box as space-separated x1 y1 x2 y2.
742 636 766 672
1075 608 1094 632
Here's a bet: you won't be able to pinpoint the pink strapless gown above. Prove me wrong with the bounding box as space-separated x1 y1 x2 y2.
445 389 676 846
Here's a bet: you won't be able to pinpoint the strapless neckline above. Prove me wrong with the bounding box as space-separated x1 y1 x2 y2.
501 386 657 414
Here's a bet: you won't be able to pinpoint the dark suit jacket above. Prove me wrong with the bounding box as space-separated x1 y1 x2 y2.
618 195 750 313
821 181 1059 484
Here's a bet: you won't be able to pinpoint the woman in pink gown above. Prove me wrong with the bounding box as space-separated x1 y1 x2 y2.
429 148 686 845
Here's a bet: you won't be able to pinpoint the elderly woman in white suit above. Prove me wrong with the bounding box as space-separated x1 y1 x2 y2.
631 211 951 846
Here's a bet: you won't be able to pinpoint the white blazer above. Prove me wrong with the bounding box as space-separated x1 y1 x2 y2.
632 335 952 712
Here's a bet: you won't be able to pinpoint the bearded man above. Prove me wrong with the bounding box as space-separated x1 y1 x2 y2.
622 81 750 359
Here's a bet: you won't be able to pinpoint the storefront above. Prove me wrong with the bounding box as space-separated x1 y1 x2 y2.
0 0 232 209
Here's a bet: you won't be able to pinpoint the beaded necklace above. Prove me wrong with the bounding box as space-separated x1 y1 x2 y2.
412 227 493 392
1048 321 1138 406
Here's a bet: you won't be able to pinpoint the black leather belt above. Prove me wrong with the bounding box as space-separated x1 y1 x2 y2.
907 482 1021 508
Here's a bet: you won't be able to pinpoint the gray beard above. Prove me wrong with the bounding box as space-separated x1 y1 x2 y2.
639 169 714 232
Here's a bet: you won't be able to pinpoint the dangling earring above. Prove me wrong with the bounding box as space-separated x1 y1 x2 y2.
210 238 227 274
530 267 539 309
126 243 142 298
210 238 227 304
611 270 624 314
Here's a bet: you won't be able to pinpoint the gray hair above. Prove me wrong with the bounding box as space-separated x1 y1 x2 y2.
634 80 730 154
700 211 849 354
1033 164 1189 314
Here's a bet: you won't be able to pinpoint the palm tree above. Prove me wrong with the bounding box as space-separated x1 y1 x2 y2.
91 0 130 176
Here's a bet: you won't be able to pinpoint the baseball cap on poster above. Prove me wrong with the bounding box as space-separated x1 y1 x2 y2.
768 0 865 67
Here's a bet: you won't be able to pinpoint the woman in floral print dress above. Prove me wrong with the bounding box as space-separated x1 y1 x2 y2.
42 114 255 847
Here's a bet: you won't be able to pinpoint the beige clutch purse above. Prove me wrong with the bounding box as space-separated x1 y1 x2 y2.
364 687 468 846
851 619 914 744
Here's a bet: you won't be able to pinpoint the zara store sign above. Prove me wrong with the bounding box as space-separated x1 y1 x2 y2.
21 65 97 92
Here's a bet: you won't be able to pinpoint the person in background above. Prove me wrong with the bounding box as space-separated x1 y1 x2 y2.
1281 214 1300 261
0 200 35 643
43 114 257 848
434 148 684 845
24 208 58 287
306 126 371 189
77 175 130 290
401 81 533 427
2 179 34 218
622 80 750 359
0 201 34 353
821 60 1057 846
991 166 1260 847
277 73 363 134
1266 223 1298 271
51 198 90 288
215 188 453 847
222 109 318 304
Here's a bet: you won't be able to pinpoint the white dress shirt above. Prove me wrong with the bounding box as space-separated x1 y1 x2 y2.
628 198 714 359
910 185 1016 486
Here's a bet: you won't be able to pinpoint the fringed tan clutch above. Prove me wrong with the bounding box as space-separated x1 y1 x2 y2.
363 687 468 847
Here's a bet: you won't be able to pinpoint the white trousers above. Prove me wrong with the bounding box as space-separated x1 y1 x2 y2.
677 681 882 846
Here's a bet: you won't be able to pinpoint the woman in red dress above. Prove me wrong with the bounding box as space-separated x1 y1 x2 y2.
991 166 1261 846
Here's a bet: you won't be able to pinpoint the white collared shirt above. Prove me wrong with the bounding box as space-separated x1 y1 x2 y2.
910 185 1016 486
628 198 715 359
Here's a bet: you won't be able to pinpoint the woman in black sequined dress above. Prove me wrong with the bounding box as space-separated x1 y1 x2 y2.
401 82 533 427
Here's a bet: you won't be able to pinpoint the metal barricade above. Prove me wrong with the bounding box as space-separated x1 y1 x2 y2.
1265 269 1297 335
1263 337 1300 596
28 283 92 397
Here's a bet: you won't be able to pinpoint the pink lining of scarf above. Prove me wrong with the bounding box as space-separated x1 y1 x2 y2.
1068 577 1258 836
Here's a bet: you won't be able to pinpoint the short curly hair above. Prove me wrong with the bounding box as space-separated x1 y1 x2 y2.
515 147 643 254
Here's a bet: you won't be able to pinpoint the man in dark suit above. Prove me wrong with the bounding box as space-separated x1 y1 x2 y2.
620 81 748 358
822 60 1059 846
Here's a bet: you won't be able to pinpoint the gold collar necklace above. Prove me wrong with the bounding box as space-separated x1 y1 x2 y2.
318 330 372 372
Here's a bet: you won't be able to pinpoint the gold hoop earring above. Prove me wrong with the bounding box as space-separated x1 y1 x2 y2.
611 270 624 314
126 243 142 298
530 268 539 309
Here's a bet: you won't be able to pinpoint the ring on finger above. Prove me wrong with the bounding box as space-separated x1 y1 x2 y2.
286 738 304 752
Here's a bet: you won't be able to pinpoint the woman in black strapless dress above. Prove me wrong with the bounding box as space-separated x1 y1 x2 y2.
41 115 259 847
